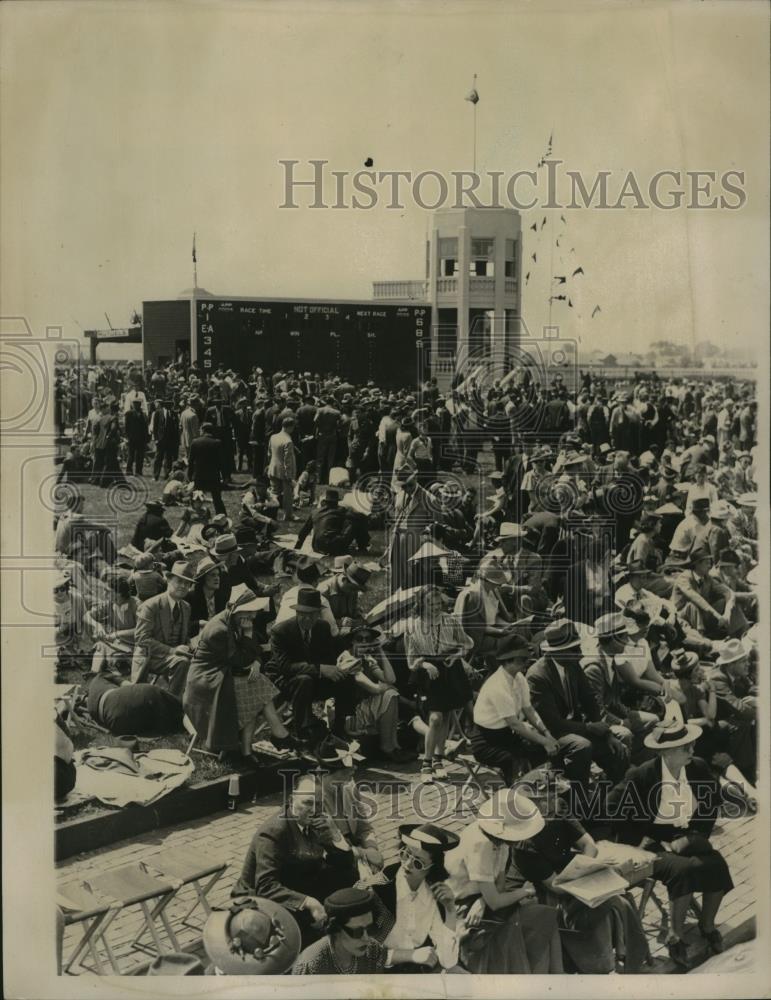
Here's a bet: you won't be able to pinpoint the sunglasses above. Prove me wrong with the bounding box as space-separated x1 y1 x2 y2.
399 846 429 871
342 922 374 940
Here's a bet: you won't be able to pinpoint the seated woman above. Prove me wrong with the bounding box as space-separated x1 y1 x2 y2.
53 571 106 674
292 887 433 975
471 634 561 783
378 823 467 973
314 734 385 874
619 600 686 708
444 787 564 974
188 556 227 636
509 769 648 974
233 774 393 949
404 585 474 782
91 574 138 640
607 703 734 968
183 585 293 763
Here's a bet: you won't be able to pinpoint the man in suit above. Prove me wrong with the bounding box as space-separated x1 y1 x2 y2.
267 588 356 740
205 390 236 483
386 465 434 592
526 618 630 786
187 422 226 515
249 400 268 480
125 399 150 476
268 415 298 520
149 398 180 481
131 561 194 695
315 398 341 486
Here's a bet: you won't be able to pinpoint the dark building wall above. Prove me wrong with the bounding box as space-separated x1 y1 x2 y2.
142 300 192 365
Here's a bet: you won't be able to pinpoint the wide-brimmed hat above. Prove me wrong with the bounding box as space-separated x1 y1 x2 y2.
686 545 712 568
644 701 701 750
476 788 545 842
670 648 699 676
716 638 749 666
166 560 195 583
655 502 683 516
203 898 301 975
349 624 383 645
342 564 370 589
315 733 365 767
294 555 323 584
211 533 241 556
194 556 220 581
399 823 460 854
291 587 323 613
709 501 732 520
496 522 527 541
228 584 270 615
541 618 582 653
594 611 628 640
737 493 757 508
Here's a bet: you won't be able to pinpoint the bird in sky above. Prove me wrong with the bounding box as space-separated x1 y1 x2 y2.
592 305 601 318
572 266 585 277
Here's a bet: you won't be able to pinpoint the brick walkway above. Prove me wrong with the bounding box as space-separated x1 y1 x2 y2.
57 757 757 976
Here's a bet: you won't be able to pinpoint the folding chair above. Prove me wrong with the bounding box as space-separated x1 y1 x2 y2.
58 863 176 973
57 880 124 975
138 847 228 944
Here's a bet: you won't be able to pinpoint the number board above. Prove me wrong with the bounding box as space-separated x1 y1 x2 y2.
196 299 429 386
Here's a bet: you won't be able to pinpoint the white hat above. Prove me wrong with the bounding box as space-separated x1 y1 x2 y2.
476 788 545 842
643 701 701 750
496 522 527 541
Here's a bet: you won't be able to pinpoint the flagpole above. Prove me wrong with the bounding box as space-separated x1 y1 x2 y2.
193 232 198 291
472 74 478 172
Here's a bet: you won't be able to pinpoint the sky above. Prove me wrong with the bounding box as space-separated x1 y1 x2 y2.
1 0 768 358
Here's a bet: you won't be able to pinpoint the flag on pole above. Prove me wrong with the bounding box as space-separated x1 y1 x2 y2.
465 74 479 104
192 233 197 264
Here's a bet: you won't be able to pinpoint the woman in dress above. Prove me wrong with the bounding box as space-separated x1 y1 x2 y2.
404 585 474 781
607 705 734 968
444 787 564 973
183 584 292 762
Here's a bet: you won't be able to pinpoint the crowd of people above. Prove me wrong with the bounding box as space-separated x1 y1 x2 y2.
53 354 759 973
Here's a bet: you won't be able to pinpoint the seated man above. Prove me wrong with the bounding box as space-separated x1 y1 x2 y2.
295 488 370 556
275 556 338 634
233 775 392 950
581 612 656 755
86 672 184 735
668 497 710 556
267 587 357 740
709 638 757 784
672 545 747 640
318 563 371 623
453 565 514 661
478 523 549 617
130 560 194 696
526 619 630 786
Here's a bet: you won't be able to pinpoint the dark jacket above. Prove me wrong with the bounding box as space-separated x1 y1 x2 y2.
188 583 228 636
187 432 224 489
526 655 602 737
232 813 354 909
268 617 340 678
125 409 150 444
582 653 631 725
183 609 263 751
295 502 350 552
131 510 173 550
606 755 721 846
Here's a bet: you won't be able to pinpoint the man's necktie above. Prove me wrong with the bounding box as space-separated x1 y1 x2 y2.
172 603 180 624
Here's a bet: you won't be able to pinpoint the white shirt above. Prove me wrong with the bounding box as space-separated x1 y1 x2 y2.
123 388 148 414
274 584 339 635
384 869 459 970
654 759 695 829
445 823 508 899
473 667 531 729
621 637 655 680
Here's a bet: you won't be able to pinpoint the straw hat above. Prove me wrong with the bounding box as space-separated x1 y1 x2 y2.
203 898 301 975
644 701 701 750
716 638 749 667
541 618 582 652
476 788 545 842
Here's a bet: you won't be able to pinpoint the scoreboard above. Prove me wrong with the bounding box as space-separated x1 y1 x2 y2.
195 299 430 386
